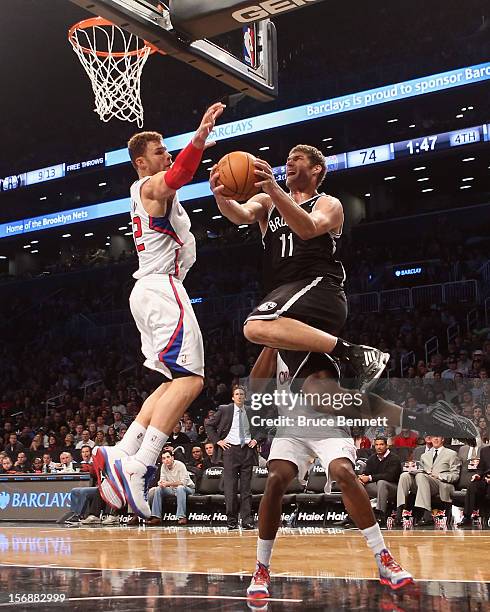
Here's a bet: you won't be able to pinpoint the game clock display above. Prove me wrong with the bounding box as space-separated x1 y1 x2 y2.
393 126 484 158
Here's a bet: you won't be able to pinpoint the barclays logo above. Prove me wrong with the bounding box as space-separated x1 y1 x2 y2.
0 491 70 510
0 492 10 510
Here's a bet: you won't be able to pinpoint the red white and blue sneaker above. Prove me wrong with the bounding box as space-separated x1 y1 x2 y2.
114 456 156 519
247 562 271 599
376 549 413 590
92 446 127 510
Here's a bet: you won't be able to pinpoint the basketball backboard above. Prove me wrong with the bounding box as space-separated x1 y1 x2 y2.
67 0 279 101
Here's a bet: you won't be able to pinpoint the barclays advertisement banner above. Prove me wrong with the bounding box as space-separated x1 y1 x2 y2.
105 61 490 166
0 477 90 521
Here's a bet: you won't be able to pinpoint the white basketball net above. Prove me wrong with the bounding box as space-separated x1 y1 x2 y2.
69 18 154 128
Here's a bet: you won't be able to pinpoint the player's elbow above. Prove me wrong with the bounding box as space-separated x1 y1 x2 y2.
296 226 316 241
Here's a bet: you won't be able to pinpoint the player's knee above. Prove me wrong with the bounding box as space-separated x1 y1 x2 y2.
186 375 204 396
330 461 356 488
244 320 269 344
264 470 290 497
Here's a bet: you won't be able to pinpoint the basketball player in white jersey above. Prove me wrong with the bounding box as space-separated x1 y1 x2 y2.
246 348 414 596
93 102 225 518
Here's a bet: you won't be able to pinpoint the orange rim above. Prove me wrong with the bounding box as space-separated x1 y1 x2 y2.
68 16 163 58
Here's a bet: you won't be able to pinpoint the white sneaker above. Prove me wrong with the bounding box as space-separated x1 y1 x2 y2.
376 548 414 589
114 456 156 519
92 446 127 509
80 514 102 525
101 514 119 526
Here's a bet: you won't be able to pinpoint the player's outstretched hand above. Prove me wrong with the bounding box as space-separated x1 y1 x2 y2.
192 102 226 150
254 158 280 195
209 165 231 203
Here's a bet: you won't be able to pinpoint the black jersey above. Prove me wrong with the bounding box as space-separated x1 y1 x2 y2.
262 193 346 292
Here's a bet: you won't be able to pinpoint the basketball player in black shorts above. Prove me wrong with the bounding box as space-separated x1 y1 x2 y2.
210 145 478 597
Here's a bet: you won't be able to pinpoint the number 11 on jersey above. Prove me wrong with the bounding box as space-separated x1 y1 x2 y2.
280 232 294 258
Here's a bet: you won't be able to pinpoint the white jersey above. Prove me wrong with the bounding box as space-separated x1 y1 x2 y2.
130 176 196 280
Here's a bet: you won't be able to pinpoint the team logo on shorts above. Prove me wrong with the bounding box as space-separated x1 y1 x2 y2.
257 301 277 312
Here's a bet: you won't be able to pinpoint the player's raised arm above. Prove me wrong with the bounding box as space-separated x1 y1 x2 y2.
210 168 269 225
254 158 343 240
141 102 226 211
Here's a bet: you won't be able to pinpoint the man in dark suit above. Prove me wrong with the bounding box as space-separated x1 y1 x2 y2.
457 444 490 526
4 433 24 462
205 386 265 529
359 437 401 523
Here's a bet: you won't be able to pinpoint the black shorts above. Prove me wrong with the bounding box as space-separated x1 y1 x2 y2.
245 276 348 381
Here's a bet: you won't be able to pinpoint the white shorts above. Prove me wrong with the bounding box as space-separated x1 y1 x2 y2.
130 274 204 379
267 436 356 493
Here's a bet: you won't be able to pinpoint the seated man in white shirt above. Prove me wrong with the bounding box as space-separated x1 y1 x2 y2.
55 452 78 473
75 430 95 450
146 450 195 526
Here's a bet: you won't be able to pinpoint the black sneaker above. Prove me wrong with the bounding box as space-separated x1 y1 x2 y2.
342 344 390 392
426 401 479 439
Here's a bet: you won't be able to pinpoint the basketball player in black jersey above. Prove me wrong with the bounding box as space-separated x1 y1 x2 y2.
210 145 477 597
211 144 388 389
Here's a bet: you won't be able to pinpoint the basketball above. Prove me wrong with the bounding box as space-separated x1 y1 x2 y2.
217 151 259 201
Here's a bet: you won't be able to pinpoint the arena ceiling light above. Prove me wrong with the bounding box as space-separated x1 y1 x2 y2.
212 215 222 219
84 232 94 237
192 208 203 213
238 224 248 229
259 146 270 151
118 226 127 231
30 240 39 244
364 193 371 197
39 196 47 201
387 118 398 123
106 236 110 239
62 233 71 238
202 159 212 164
326 145 333 149
417 177 430 182
384 176 396 181
31 250 39 254
409 124 416 128
98 182 107 186
23 245 31 249
0 256 6 260
463 157 476 162
456 114 464 118
422 188 434 193
124 231 132 236
413 166 426 171
460 185 472 190
322 138 333 142
105 242 110 246
462 177 474 181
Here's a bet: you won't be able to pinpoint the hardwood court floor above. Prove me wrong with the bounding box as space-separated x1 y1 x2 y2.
0 524 488 610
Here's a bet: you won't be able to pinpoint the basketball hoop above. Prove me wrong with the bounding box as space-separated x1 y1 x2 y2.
68 17 161 128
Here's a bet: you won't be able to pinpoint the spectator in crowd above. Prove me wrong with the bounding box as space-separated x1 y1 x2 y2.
5 433 24 462
352 427 371 450
42 452 57 473
0 456 17 474
29 433 44 455
68 487 100 525
477 417 489 443
358 438 402 524
76 430 95 450
55 451 77 472
457 444 490 527
105 426 117 446
396 436 461 526
183 419 198 443
31 457 43 473
458 438 481 462
14 451 30 473
168 422 191 447
146 450 195 526
203 441 220 467
95 415 108 434
413 435 433 461
94 430 106 447
47 435 60 459
112 412 125 432
442 358 462 380
80 445 93 465
392 428 419 448
186 446 205 478
61 433 77 455
205 386 264 530
74 424 85 443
